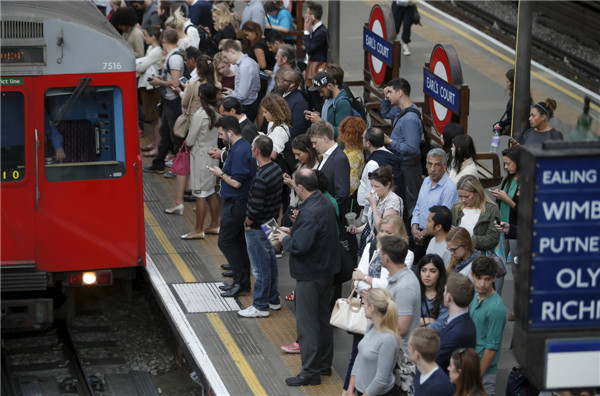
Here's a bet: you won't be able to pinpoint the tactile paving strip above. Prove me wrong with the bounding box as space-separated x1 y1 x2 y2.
172 283 241 313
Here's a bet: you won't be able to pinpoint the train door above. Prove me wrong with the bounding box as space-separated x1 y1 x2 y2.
0 86 36 265
33 75 142 273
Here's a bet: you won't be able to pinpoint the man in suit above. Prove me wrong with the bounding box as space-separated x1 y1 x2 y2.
303 1 328 112
436 273 476 375
307 121 349 216
278 68 310 139
274 168 340 386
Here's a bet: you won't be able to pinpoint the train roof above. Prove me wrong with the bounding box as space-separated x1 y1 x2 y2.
1 1 136 76
1 1 122 42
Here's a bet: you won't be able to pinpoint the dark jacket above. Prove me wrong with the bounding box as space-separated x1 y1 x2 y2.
188 0 214 31
304 24 329 62
282 191 340 280
319 145 350 215
284 89 310 139
436 312 477 375
414 368 454 396
451 201 500 252
240 118 258 144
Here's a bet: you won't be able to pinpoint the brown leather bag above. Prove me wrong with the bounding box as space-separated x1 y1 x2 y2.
305 61 328 87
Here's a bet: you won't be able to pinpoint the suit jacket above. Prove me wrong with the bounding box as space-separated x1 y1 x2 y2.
304 24 329 62
436 312 477 375
240 118 258 144
319 145 350 215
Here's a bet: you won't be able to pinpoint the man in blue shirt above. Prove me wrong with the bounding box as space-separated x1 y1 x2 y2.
382 78 423 215
208 116 257 297
220 39 261 123
411 148 458 264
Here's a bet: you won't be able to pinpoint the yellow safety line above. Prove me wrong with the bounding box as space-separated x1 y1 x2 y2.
419 6 599 110
144 203 267 394
207 313 267 395
144 204 196 282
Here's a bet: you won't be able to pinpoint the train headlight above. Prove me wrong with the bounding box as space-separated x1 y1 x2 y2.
82 272 97 285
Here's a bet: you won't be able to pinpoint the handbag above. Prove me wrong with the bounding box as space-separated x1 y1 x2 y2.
487 235 507 277
170 143 190 176
173 112 191 138
305 61 328 87
329 286 368 335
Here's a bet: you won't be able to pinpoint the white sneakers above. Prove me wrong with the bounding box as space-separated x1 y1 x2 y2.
238 306 269 318
403 43 411 56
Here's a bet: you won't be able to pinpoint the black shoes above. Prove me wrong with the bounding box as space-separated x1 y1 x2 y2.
220 284 250 298
219 283 233 291
143 165 165 174
285 373 321 386
221 263 231 270
320 368 332 376
222 270 234 277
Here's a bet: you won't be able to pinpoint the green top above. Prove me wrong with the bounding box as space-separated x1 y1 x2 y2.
469 292 507 374
500 178 518 222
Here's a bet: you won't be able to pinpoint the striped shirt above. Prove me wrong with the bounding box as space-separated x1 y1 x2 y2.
246 161 283 226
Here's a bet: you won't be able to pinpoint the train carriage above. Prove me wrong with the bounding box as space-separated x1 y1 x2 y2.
1 1 145 328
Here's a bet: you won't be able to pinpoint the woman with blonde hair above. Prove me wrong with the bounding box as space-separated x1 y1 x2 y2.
165 9 192 51
260 93 291 162
241 21 274 71
449 348 487 396
347 288 400 396
451 175 500 252
343 214 411 394
213 52 236 95
445 227 481 276
211 3 237 51
337 116 366 199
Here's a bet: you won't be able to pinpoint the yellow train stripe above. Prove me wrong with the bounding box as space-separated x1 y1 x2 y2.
144 204 196 282
207 313 268 395
419 6 599 110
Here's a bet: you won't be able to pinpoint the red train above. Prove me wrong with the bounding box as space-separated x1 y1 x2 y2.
1 1 145 329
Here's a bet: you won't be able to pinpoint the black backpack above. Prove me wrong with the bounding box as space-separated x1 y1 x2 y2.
184 24 215 56
333 95 372 128
163 50 192 80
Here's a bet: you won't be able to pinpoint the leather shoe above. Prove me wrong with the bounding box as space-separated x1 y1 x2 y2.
219 283 233 291
222 270 234 277
320 368 332 376
220 284 250 298
285 373 321 386
221 263 231 270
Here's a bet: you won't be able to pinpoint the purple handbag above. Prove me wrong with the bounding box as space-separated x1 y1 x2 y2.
170 143 190 176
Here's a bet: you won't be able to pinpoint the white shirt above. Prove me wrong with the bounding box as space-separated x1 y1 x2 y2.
267 122 290 154
357 147 393 206
318 143 337 170
460 208 481 235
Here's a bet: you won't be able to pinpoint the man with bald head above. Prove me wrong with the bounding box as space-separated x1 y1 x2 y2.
279 68 310 139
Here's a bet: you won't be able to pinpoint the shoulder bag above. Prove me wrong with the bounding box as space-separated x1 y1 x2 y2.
329 286 368 335
171 143 190 176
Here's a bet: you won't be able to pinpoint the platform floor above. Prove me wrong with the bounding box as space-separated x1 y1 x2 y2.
142 2 598 395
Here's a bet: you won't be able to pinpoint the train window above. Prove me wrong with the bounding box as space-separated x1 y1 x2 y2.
1 91 26 182
44 86 126 182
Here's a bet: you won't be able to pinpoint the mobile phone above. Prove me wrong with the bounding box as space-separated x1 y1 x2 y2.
495 216 501 225
179 76 188 84
146 77 153 82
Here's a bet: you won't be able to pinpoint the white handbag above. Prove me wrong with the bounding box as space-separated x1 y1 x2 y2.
329 286 368 335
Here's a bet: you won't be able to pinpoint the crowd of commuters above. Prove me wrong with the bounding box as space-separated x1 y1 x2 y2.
103 1 572 394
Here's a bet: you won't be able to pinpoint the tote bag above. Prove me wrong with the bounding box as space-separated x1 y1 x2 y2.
329 286 368 335
171 143 190 176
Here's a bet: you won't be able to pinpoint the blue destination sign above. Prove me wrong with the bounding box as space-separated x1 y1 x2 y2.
363 27 393 66
529 156 600 329
423 68 460 114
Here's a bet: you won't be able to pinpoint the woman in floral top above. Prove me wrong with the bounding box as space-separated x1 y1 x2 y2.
348 166 403 255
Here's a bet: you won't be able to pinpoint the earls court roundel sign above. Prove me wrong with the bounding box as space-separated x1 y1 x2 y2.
364 5 396 87
426 44 463 134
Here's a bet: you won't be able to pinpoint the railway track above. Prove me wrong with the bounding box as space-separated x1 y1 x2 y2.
1 310 159 395
428 1 600 95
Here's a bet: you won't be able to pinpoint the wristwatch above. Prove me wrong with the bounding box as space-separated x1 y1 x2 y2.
219 172 225 178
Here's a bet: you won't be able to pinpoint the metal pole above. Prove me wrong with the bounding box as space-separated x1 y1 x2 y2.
511 0 532 142
327 0 340 64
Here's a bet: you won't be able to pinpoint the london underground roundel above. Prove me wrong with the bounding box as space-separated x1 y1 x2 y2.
428 44 463 134
367 5 396 87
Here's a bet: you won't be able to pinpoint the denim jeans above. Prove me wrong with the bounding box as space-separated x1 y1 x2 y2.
245 228 279 311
